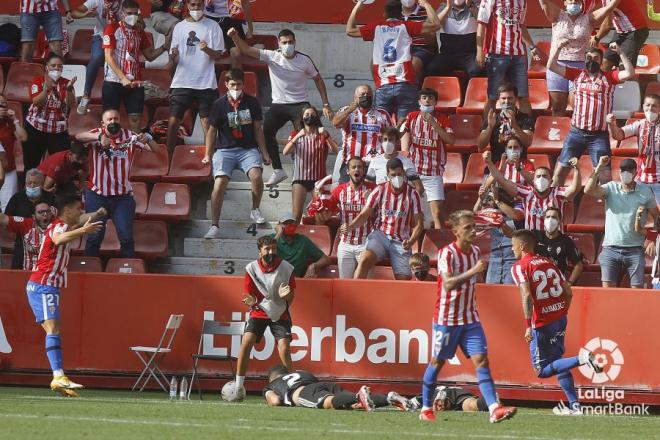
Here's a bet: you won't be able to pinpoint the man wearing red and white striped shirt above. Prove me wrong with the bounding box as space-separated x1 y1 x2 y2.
20 0 71 62
419 210 516 423
593 0 648 65
485 151 581 231
548 40 635 186
325 157 376 278
608 94 660 203
0 201 53 270
402 0 436 83
332 85 393 183
476 0 540 116
75 109 159 257
342 157 424 280
401 88 455 229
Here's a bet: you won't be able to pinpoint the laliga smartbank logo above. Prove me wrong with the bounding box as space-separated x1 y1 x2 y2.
578 337 624 384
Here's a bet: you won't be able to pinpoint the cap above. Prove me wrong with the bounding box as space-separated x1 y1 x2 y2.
279 212 296 223
619 158 637 171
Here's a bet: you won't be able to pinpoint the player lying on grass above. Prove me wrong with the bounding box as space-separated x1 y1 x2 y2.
263 364 414 411
411 386 488 413
511 229 603 415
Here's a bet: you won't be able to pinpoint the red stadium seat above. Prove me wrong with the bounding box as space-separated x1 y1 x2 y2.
443 152 464 190
246 34 278 50
143 182 191 222
529 116 571 154
4 62 44 103
89 70 104 104
75 220 121 256
142 68 172 105
318 265 340 279
646 81 660 96
0 228 16 251
564 156 593 187
562 200 575 224
568 232 599 264
420 229 454 261
574 271 602 286
68 29 94 65
526 154 552 171
7 100 23 123
445 190 479 213
566 196 605 233
134 220 169 259
131 181 149 217
612 117 641 156
129 146 169 182
528 78 550 111
68 104 103 135
367 266 395 280
68 256 103 272
163 145 211 183
635 44 660 75
447 114 481 153
456 153 486 190
152 106 194 135
527 41 551 79
422 76 462 111
105 258 147 274
218 70 258 97
456 77 488 115
297 224 332 255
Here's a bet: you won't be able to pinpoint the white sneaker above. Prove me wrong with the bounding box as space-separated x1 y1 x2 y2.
387 391 415 411
553 401 583 416
204 225 221 239
265 169 288 186
250 209 266 224
77 97 90 115
579 350 603 373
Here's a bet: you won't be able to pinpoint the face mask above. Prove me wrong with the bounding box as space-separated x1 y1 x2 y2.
358 95 372 109
262 254 275 266
534 176 550 192
506 148 520 162
586 60 600 74
283 224 297 236
500 102 512 112
124 14 138 27
303 115 320 126
620 170 634 185
454 0 467 6
401 0 416 7
106 122 121 136
228 89 242 100
544 217 560 233
414 270 428 281
382 141 395 155
47 70 62 81
420 104 434 113
391 175 405 189
280 43 295 58
26 187 41 199
566 3 582 15
189 10 204 21
645 110 659 123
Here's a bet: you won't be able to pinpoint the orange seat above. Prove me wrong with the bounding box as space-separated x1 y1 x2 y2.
68 29 94 65
4 62 44 103
218 70 258 97
526 154 552 170
152 106 194 135
75 220 121 256
0 228 16 251
319 265 340 279
105 258 146 274
568 232 598 264
529 116 571 154
129 146 170 182
527 41 551 79
144 182 191 222
445 190 479 213
456 77 488 115
456 153 486 190
566 196 605 233
131 181 149 217
68 104 103 136
421 76 462 111
68 256 104 272
297 224 332 255
447 114 481 153
528 78 550 111
162 145 211 183
562 200 575 224
367 266 395 280
612 117 641 156
564 156 593 187
635 44 660 75
142 68 172 105
134 220 169 259
420 229 455 261
443 152 464 190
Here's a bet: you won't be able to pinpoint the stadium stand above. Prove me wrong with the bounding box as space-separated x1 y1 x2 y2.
4 62 42 103
68 256 104 272
421 76 462 111
447 114 481 152
105 258 147 274
129 146 170 183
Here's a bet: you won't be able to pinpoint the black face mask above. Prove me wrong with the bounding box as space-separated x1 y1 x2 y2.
106 122 121 136
303 115 320 126
586 60 600 74
262 254 276 266
414 270 429 281
358 95 373 109
72 161 83 170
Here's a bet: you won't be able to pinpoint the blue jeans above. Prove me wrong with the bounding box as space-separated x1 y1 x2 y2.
559 126 612 169
486 54 529 100
374 83 419 121
20 10 63 42
598 245 645 287
84 189 136 257
84 35 104 97
425 52 483 79
486 234 516 285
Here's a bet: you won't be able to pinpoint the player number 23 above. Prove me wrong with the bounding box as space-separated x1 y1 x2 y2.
531 268 562 300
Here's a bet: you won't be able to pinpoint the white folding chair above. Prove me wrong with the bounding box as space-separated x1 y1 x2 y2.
612 81 641 119
130 314 184 392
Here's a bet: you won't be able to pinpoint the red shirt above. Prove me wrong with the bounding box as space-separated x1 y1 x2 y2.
328 181 376 246
339 107 392 163
288 130 332 182
30 219 71 288
478 0 527 56
565 68 621 132
495 158 535 185
21 0 57 13
602 0 647 33
622 119 660 184
516 185 568 231
26 75 69 134
38 150 77 186
243 257 296 320
102 22 151 83
87 127 145 196
435 241 481 326
6 216 44 271
0 118 17 172
404 111 453 176
512 253 568 328
366 182 422 242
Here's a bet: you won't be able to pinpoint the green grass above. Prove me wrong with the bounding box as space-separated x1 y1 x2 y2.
0 386 658 440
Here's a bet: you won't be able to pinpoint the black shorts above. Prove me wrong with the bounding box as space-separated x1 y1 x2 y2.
244 317 292 343
169 88 218 119
102 81 145 116
292 180 315 191
298 382 345 408
209 16 245 50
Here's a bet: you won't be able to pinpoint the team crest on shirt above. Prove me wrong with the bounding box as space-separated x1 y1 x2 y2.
31 84 38 94
103 35 111 45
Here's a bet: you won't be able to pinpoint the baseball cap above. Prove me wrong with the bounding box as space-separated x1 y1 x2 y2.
619 158 637 171
279 212 296 223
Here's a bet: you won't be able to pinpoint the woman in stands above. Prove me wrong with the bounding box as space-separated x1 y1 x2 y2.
539 0 622 115
283 106 339 224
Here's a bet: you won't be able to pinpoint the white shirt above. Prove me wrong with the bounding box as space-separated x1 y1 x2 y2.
170 17 225 90
84 0 122 36
367 153 418 184
259 49 319 104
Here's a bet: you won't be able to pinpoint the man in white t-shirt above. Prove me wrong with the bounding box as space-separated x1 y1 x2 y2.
166 0 225 153
228 27 334 187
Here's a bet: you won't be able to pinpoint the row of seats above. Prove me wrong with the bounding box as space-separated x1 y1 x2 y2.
0 254 147 273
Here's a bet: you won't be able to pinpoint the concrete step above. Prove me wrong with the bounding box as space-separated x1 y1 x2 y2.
222 181 294 202
152 257 251 275
184 237 260 259
211 199 293 222
177 219 276 239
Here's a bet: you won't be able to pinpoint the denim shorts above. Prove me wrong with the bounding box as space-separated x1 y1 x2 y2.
374 83 419 121
546 60 584 93
558 126 612 168
648 182 660 204
411 47 435 67
598 246 645 287
21 10 64 42
365 229 412 277
486 54 529 100
212 147 262 178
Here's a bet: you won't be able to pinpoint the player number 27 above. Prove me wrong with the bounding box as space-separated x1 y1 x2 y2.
531 268 562 300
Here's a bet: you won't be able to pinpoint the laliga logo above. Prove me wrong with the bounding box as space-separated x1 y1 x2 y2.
578 337 624 384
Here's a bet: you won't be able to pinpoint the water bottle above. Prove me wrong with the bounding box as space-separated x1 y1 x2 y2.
169 376 178 400
179 376 188 400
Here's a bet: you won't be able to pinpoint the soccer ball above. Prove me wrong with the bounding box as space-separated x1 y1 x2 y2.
221 380 245 402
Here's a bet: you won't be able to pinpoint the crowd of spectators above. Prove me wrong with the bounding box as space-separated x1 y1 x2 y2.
0 0 658 289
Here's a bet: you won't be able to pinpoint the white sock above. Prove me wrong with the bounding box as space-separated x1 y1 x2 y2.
488 402 500 414
53 369 64 377
236 375 245 388
421 406 432 412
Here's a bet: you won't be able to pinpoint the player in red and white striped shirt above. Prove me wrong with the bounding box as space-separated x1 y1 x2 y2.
26 193 103 396
0 201 53 270
19 0 70 62
485 151 581 231
594 0 648 64
419 210 516 423
342 157 423 280
325 157 376 278
548 40 635 186
401 88 455 229
75 109 159 257
283 106 339 223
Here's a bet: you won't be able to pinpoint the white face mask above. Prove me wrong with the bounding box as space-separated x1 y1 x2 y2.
280 43 295 58
566 3 582 16
390 175 405 189
506 148 520 162
189 10 204 21
420 104 434 113
620 170 634 185
401 0 416 7
47 70 62 81
382 141 395 155
228 89 242 100
544 217 560 233
645 110 659 123
535 176 550 192
124 14 138 27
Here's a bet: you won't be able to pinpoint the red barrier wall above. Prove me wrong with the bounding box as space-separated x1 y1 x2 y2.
0 270 658 404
